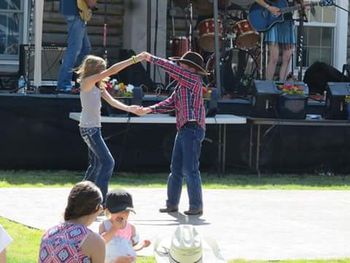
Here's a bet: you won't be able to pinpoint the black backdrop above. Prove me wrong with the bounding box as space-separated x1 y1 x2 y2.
1 93 350 174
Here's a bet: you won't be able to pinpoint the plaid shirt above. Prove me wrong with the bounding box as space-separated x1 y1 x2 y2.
149 55 206 131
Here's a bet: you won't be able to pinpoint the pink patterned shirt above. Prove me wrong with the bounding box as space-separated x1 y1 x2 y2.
39 223 91 263
149 55 206 131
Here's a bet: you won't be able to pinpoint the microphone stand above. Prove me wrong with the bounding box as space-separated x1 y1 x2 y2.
213 0 222 96
188 2 193 50
153 0 159 81
103 0 108 65
297 0 308 81
146 0 152 77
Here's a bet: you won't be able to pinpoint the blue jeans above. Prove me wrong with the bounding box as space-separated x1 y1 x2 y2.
57 15 91 91
166 124 205 210
80 127 115 203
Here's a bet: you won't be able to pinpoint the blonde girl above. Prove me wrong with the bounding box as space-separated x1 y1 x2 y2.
76 54 145 203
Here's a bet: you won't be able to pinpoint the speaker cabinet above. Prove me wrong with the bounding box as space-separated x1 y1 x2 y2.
19 44 66 81
275 81 309 119
251 80 279 118
324 82 350 119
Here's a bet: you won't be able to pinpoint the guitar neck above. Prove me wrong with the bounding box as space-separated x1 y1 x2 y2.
280 2 317 15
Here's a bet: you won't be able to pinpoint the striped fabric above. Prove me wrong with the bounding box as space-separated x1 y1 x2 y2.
39 223 91 263
149 56 206 131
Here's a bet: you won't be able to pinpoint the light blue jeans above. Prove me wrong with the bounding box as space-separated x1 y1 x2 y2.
57 15 91 91
80 127 115 203
166 124 205 210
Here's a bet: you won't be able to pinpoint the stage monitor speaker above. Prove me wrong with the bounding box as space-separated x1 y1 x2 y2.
275 81 308 119
19 44 66 82
324 82 350 119
251 80 279 118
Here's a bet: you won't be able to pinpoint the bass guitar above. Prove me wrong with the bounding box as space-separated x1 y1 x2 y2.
248 0 334 32
77 0 97 22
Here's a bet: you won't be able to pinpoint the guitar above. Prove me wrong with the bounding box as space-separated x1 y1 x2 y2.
77 0 97 22
248 0 334 32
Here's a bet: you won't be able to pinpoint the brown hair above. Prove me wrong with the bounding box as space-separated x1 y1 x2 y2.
75 55 108 89
64 181 102 221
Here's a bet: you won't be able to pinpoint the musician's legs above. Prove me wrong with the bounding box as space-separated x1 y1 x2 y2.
279 45 293 81
266 44 279 80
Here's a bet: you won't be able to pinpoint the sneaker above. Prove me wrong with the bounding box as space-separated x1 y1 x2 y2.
184 208 203 216
159 206 178 213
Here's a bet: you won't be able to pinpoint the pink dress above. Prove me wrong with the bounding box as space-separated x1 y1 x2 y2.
39 222 91 263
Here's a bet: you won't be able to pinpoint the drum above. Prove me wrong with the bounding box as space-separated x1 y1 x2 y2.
171 36 189 58
232 19 260 50
197 18 223 52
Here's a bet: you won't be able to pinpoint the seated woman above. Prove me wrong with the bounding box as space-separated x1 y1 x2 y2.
38 181 105 263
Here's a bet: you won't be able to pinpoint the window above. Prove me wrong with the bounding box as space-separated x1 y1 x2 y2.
294 4 336 69
0 0 23 59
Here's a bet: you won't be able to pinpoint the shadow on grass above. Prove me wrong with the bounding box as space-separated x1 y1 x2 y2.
0 170 350 189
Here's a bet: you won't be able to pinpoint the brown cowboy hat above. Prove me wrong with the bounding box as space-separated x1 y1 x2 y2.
169 51 209 75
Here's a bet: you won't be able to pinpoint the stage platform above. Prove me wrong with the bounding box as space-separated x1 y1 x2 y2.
1 92 350 173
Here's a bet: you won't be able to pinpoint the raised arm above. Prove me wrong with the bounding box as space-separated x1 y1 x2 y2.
144 53 202 93
84 53 144 89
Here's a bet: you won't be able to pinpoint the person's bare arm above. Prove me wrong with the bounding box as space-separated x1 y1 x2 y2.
82 53 147 92
101 88 141 115
81 232 105 263
84 0 97 8
255 0 280 16
0 249 6 263
99 218 127 243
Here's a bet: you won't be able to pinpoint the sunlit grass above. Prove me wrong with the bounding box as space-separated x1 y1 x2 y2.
0 170 350 190
1 217 348 263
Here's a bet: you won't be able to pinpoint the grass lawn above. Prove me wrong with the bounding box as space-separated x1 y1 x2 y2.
1 217 348 263
1 170 350 190
1 170 350 262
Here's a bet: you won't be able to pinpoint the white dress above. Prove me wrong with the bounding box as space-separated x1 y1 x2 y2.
103 220 138 263
0 225 12 252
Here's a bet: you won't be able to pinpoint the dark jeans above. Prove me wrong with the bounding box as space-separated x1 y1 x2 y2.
57 15 91 91
166 123 205 210
80 127 115 202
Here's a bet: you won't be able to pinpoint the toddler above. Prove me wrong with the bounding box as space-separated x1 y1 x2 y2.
99 189 150 263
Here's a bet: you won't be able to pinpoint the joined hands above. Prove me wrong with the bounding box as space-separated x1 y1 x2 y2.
127 105 152 116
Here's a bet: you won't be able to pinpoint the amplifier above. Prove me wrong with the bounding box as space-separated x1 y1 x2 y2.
19 44 66 81
324 82 350 119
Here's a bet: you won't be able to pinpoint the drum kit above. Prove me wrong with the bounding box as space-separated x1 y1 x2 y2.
169 0 261 93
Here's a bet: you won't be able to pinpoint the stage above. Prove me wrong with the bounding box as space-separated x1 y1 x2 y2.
1 92 350 174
